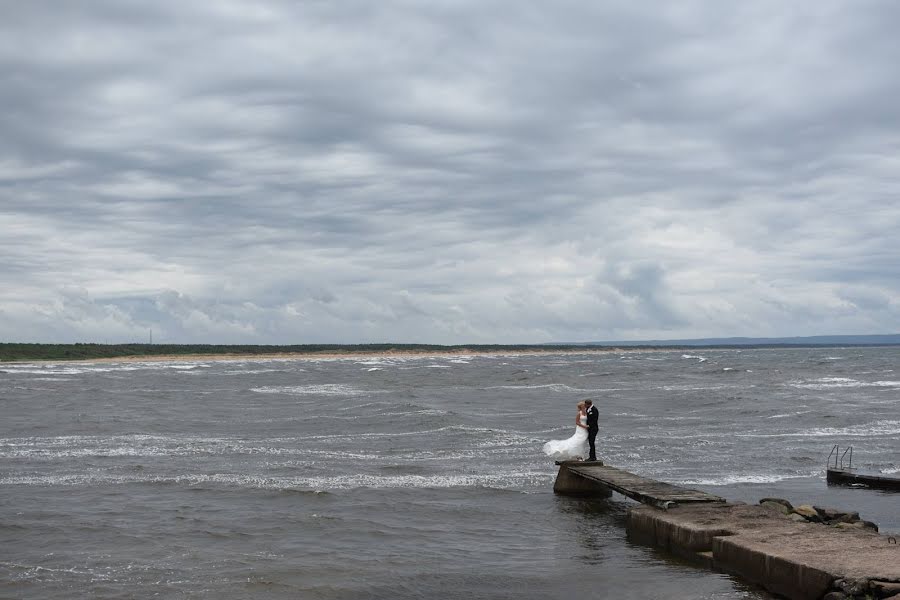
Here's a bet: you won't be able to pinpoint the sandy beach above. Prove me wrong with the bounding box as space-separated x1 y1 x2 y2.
15 347 635 365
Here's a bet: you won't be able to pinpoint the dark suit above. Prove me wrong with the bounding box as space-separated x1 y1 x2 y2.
585 405 599 461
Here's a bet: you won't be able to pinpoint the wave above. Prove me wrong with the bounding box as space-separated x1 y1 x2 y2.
0 362 209 375
766 410 813 419
0 470 555 491
675 470 820 486
484 383 622 393
735 419 900 438
660 384 748 391
681 354 707 362
790 377 900 389
250 384 384 396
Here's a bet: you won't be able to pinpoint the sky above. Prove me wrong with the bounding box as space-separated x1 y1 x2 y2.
2 1 900 344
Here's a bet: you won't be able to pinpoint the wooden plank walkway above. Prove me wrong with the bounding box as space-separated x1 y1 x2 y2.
561 462 725 507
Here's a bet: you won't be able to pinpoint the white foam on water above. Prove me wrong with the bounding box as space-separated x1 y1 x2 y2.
735 419 900 438
0 470 555 490
1 362 210 375
220 368 289 374
661 384 747 391
766 410 813 419
485 383 622 393
790 377 900 389
250 384 384 396
681 354 707 362
675 470 819 486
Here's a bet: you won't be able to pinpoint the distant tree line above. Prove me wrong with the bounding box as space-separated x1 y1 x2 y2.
0 343 597 362
2 341 894 362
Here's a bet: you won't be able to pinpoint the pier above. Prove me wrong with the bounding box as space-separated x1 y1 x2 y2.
553 462 900 600
554 461 724 507
827 467 900 491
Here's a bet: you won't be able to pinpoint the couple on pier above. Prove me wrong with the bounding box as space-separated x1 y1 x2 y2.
543 399 600 462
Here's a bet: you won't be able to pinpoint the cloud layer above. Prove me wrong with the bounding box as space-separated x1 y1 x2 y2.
2 1 899 343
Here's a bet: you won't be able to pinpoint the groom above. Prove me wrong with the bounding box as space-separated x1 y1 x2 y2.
584 399 599 461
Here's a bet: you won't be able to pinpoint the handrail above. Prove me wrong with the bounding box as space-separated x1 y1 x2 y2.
828 444 853 470
841 445 853 470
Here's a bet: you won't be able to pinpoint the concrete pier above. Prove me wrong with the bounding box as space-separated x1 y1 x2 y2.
827 467 900 491
553 462 900 600
555 461 724 507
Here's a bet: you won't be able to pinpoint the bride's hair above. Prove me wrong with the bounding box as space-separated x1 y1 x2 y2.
576 401 586 411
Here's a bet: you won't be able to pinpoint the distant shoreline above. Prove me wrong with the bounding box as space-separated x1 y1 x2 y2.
2 342 898 364
0 343 624 363
1 345 631 364
25 348 632 365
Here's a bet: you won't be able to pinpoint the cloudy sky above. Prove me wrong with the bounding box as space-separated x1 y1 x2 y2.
2 1 899 344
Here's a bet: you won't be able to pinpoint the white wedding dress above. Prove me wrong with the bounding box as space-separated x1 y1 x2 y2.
542 414 589 460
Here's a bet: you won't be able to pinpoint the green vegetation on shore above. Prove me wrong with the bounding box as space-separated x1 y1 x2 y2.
0 343 597 362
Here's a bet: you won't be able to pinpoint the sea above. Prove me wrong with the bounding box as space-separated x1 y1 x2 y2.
1 347 898 599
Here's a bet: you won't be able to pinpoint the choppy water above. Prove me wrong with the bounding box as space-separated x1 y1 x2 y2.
1 347 898 599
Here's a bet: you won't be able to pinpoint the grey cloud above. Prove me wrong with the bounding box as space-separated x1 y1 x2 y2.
1 1 899 343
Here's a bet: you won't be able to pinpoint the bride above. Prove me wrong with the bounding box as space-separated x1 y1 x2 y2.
542 401 589 460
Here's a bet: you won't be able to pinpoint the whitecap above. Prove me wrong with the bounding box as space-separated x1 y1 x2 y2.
674 471 818 486
735 419 900 438
790 377 900 389
0 470 555 491
250 384 383 396
681 354 707 362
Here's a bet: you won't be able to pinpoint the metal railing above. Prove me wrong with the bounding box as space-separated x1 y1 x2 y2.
828 444 853 470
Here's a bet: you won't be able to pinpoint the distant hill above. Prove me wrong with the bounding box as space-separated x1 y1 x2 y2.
573 334 900 347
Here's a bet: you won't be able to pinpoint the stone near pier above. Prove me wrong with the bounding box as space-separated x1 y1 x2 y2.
759 497 793 511
815 506 860 524
760 500 792 515
792 504 821 522
871 581 900 596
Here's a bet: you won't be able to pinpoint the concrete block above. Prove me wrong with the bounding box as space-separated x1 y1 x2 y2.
552 464 612 497
712 536 832 600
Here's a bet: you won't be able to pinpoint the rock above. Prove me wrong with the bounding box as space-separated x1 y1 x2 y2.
822 592 849 600
835 578 869 596
760 500 792 515
846 520 879 532
882 594 900 600
792 504 821 522
788 513 808 523
759 497 793 511
814 505 860 523
870 580 900 597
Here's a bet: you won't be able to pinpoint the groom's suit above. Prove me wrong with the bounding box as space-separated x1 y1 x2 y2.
586 405 599 461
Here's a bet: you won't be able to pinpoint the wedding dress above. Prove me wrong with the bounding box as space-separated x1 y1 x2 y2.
542 414 589 460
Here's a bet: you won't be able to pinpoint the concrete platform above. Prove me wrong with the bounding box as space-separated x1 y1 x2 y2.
627 502 900 600
554 461 724 507
552 461 900 599
827 468 900 491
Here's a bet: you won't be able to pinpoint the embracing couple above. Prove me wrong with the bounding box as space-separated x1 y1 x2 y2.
542 399 600 462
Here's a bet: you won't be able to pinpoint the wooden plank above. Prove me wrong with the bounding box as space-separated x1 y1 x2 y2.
566 464 725 507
